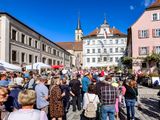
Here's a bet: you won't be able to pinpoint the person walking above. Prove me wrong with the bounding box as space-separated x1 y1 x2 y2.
35 76 49 114
124 80 138 120
100 76 118 120
50 77 65 120
69 74 81 112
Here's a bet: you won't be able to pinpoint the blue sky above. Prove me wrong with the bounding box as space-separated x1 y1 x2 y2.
0 0 156 42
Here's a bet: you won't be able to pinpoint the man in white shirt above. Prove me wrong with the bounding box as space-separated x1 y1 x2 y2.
14 73 23 86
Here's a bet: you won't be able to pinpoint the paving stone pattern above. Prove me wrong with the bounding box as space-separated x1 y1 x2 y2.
67 85 160 120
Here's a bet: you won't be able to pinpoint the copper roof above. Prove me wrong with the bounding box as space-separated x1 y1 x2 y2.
56 42 83 51
147 0 160 10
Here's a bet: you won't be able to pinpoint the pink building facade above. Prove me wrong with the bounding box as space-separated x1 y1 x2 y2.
127 0 160 72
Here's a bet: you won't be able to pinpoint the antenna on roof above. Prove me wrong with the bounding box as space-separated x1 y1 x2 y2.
103 13 108 24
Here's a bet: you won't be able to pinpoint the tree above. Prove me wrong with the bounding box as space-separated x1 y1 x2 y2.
121 56 132 68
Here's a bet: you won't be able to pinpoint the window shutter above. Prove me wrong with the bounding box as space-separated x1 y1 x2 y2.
138 30 141 38
152 29 155 38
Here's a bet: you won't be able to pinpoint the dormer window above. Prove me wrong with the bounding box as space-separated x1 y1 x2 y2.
152 13 158 21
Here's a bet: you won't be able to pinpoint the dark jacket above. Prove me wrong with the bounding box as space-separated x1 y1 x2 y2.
124 85 138 100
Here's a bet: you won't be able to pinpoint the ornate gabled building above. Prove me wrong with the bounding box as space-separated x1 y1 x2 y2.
82 18 127 68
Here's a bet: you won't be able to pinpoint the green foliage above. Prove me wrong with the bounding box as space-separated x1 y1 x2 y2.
121 56 132 68
144 53 160 62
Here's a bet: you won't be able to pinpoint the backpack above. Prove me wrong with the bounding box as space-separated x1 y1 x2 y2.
84 93 97 118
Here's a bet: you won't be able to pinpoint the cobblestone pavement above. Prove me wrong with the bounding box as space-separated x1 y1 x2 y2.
67 85 160 120
121 85 160 120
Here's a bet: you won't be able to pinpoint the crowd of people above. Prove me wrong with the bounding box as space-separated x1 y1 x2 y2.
0 68 139 120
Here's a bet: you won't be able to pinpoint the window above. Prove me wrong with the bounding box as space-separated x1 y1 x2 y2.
92 40 95 45
57 51 59 56
53 60 56 65
21 34 25 44
115 39 118 44
121 39 124 44
12 50 17 62
154 46 160 54
87 40 90 45
57 61 60 65
53 49 56 55
138 30 149 38
139 47 149 55
87 58 90 63
87 49 90 53
142 62 147 68
98 49 101 53
48 47 51 54
29 54 32 63
103 57 107 62
115 48 118 53
35 41 38 48
110 40 113 44
115 57 119 62
35 56 38 63
121 48 125 52
153 29 160 37
98 58 101 62
12 29 17 40
21 53 25 63
92 49 95 53
42 57 46 63
110 48 113 53
42 44 46 51
48 59 52 65
109 57 113 62
153 13 158 21
92 58 95 62
29 38 32 46
104 48 107 53
104 40 106 44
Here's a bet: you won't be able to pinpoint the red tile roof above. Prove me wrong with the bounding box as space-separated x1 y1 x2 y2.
85 27 126 37
56 42 83 51
147 0 160 10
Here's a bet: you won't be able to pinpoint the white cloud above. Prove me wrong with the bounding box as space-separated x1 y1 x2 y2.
130 5 135 10
143 0 156 7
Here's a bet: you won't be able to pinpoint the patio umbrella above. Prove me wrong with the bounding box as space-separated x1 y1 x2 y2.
51 65 63 69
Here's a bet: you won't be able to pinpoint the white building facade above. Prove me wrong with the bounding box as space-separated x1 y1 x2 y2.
83 19 127 68
0 12 71 68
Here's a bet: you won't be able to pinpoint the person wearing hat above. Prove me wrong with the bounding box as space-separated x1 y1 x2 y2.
99 75 118 120
81 72 91 100
35 76 49 114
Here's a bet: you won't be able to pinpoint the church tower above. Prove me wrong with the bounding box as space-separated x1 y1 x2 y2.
75 17 83 42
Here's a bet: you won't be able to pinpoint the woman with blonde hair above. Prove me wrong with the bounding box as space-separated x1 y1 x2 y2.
8 89 48 120
124 80 138 120
50 77 65 120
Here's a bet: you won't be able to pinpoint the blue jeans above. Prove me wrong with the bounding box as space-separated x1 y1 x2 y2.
101 105 115 120
125 99 136 120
